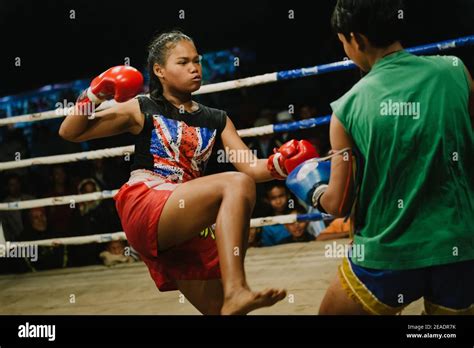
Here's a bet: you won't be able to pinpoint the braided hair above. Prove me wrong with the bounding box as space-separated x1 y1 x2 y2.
147 30 194 102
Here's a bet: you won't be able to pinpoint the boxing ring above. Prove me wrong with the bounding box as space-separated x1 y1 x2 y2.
0 35 472 314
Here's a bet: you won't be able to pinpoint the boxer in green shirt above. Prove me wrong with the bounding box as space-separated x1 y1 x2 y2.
316 0 474 315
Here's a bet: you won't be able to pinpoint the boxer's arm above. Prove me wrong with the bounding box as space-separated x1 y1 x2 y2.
220 116 274 183
59 98 143 142
319 114 354 217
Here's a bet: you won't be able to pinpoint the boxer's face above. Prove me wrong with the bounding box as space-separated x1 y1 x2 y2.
338 33 370 72
154 40 202 94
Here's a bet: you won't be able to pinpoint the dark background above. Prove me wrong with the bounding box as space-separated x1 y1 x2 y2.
2 0 474 98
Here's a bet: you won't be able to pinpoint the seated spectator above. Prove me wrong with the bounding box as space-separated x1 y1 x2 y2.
44 165 74 236
281 205 315 244
0 174 34 242
100 240 135 267
22 207 54 240
316 218 351 241
274 110 293 143
258 203 315 247
260 182 293 246
245 115 282 158
259 182 325 246
73 178 113 235
68 178 110 267
22 207 66 271
294 104 329 154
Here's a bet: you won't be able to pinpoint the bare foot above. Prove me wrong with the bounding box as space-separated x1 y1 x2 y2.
220 288 287 315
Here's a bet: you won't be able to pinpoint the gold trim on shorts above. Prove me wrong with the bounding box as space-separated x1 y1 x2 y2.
338 256 407 315
423 299 474 315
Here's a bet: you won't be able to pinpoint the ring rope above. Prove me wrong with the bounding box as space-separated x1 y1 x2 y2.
0 190 118 211
8 212 333 247
0 35 472 126
0 116 331 171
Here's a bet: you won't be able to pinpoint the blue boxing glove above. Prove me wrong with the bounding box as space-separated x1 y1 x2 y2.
286 158 331 211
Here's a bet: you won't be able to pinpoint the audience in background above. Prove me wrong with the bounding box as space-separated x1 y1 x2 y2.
100 240 135 267
22 207 66 271
0 174 34 242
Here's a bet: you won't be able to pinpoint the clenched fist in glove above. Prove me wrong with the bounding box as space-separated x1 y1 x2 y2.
267 139 319 180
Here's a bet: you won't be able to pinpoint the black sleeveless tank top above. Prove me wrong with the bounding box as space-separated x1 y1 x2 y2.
131 96 227 183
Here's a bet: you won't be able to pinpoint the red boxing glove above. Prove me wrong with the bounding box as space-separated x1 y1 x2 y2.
77 65 144 107
267 140 319 179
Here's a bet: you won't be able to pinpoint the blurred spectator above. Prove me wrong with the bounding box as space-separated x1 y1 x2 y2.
0 127 29 177
281 204 315 244
22 207 52 239
259 182 292 247
89 158 128 190
68 178 120 267
274 109 294 143
258 182 326 247
75 178 121 234
0 174 34 241
73 178 112 235
44 165 74 236
100 240 135 267
245 116 280 158
21 207 66 271
31 122 83 158
294 104 330 155
91 159 107 189
298 104 318 120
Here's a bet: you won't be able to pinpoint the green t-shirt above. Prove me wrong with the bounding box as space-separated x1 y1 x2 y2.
330 50 474 270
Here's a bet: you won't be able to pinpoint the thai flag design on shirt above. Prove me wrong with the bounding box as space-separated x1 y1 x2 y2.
149 114 216 183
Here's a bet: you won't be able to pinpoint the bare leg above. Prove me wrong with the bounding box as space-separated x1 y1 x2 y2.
176 279 224 315
319 273 370 315
157 172 286 314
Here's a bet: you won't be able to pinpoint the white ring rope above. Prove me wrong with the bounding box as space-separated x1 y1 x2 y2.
9 212 332 247
0 190 118 211
0 148 352 210
0 122 291 171
0 146 134 171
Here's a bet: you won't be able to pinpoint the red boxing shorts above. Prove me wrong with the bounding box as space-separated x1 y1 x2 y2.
114 170 221 291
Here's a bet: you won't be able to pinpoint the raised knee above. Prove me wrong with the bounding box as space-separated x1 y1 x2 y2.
225 172 256 201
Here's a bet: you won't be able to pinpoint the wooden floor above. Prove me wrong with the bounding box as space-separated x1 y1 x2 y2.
0 239 423 315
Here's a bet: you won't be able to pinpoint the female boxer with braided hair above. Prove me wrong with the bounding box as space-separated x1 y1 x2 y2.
59 30 317 314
